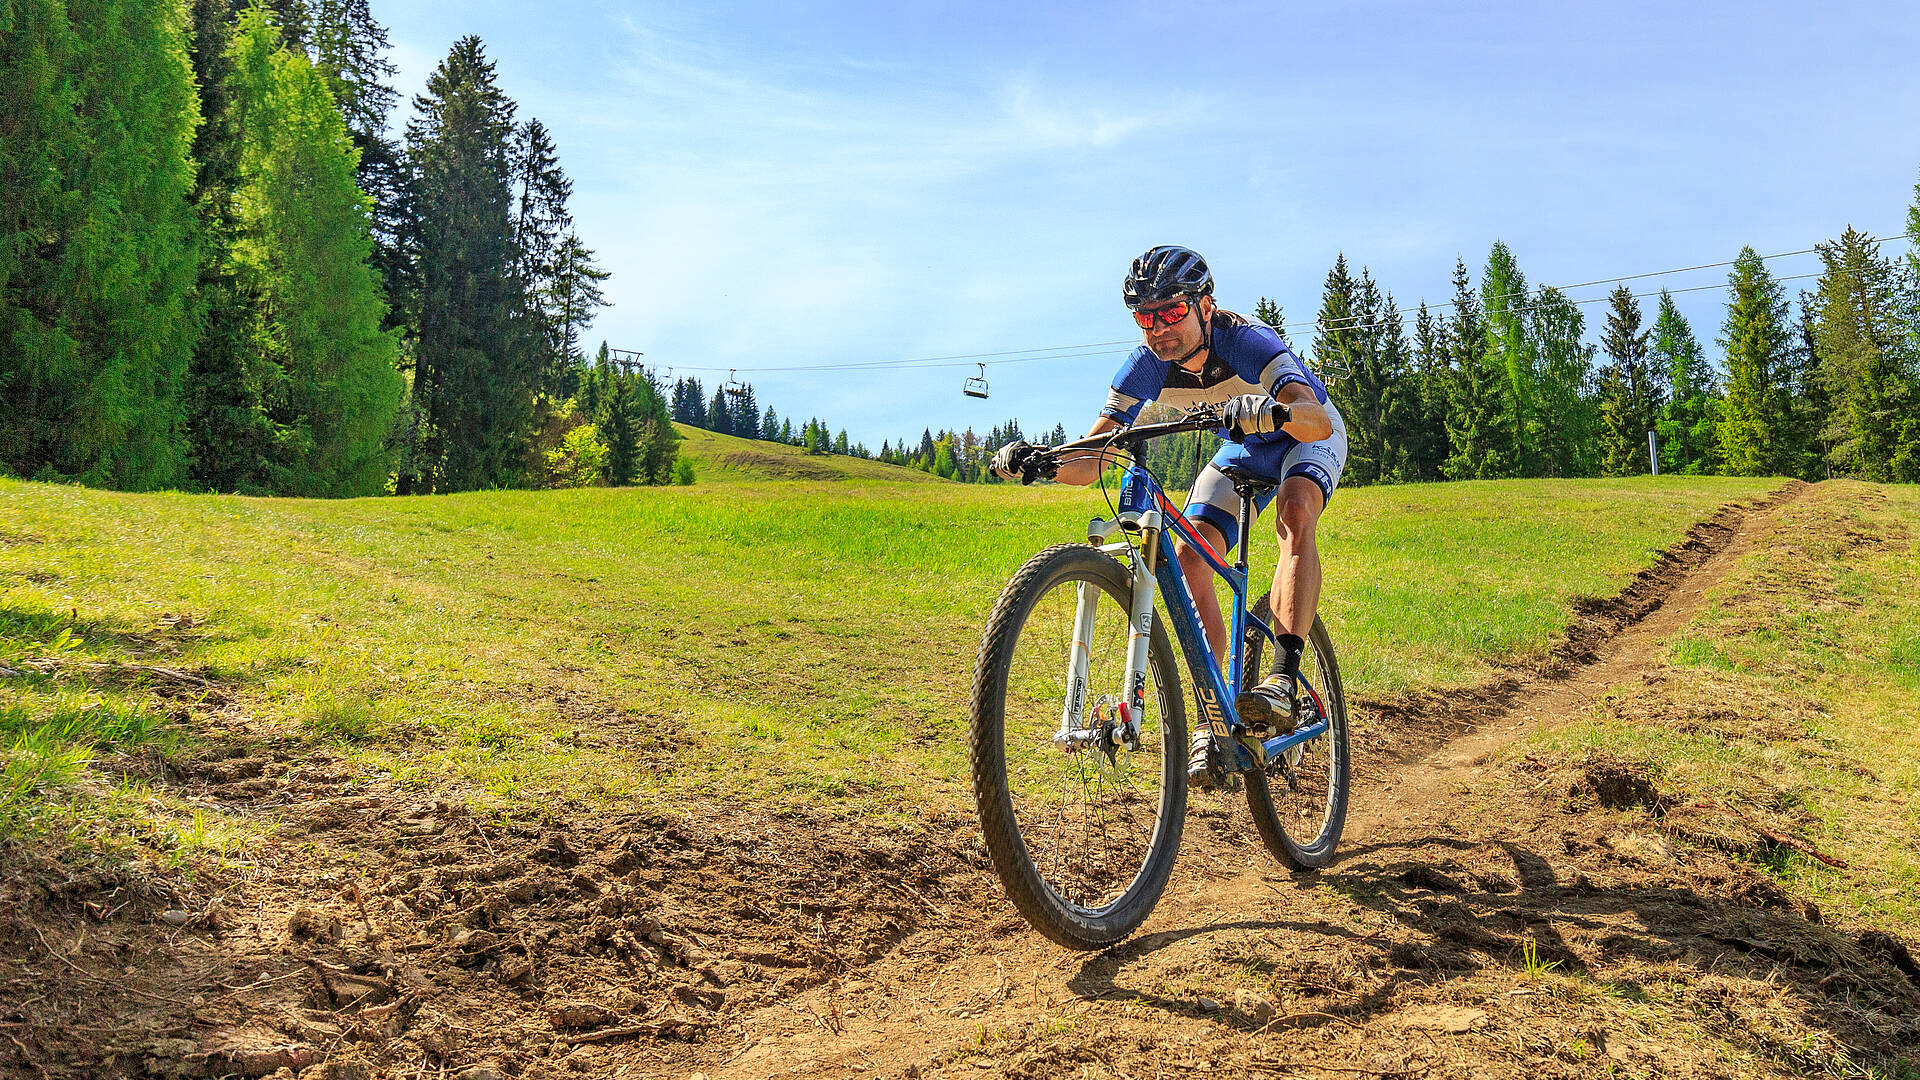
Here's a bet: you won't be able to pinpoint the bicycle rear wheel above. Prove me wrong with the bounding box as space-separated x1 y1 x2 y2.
970 543 1187 949
1241 597 1349 870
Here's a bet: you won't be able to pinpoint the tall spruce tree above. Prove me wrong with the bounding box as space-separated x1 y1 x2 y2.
543 233 610 390
1718 247 1792 476
707 386 732 436
184 0 274 491
1651 290 1719 475
510 118 576 389
1810 227 1913 481
1789 297 1832 480
1527 285 1596 477
1319 257 1404 485
227 4 402 495
1442 259 1511 479
600 374 639 485
730 383 759 438
304 0 409 329
1481 241 1536 475
1399 302 1450 481
671 377 705 427
1596 286 1663 476
1253 297 1285 332
405 36 534 491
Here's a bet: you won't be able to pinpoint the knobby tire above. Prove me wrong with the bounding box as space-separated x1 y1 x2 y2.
1241 601 1350 870
970 543 1188 949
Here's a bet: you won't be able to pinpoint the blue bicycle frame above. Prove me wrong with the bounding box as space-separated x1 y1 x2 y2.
1076 460 1330 768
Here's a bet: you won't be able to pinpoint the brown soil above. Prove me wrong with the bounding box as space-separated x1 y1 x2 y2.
6 480 1918 1079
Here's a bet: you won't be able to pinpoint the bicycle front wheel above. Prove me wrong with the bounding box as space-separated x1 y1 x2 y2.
970 543 1187 949
1242 601 1350 870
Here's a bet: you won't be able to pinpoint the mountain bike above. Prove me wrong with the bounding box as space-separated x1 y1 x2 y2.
969 404 1349 949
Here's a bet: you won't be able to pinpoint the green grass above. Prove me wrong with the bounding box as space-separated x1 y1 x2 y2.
0 470 1775 820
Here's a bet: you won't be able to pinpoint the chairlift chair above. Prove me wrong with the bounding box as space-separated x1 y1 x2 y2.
963 363 990 399
723 369 750 398
1311 316 1356 385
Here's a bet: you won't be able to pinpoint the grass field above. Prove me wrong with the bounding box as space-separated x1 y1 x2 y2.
0 464 1777 840
1530 480 1920 934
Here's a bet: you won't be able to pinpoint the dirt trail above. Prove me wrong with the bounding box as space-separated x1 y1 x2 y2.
12 480 1920 1079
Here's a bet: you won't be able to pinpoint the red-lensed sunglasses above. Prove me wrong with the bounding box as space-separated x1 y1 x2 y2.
1131 299 1192 330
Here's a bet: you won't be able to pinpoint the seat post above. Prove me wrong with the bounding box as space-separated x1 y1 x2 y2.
1234 485 1253 575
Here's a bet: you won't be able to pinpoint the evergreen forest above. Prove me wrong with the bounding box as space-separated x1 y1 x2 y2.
3 0 1917 494
1 0 667 494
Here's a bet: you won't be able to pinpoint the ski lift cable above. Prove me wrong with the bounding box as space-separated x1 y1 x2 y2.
650 229 1911 377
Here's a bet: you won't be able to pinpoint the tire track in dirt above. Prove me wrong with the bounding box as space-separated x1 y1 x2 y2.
707 483 1822 1079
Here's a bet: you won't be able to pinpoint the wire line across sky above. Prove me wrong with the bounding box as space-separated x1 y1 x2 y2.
651 230 1912 376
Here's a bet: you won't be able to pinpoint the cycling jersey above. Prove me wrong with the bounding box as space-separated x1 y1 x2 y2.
1100 310 1330 445
1098 309 1346 552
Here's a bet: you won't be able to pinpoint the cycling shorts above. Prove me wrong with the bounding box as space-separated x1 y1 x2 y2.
1181 403 1348 554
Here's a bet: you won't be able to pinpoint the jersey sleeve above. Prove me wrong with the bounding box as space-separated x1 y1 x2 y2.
1100 347 1165 424
1222 322 1328 405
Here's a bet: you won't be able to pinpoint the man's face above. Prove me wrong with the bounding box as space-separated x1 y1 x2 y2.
1136 295 1212 363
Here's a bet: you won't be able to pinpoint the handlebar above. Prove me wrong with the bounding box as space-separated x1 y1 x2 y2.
1022 401 1291 483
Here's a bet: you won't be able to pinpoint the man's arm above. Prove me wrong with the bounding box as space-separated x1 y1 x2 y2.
1275 382 1332 443
1052 416 1125 486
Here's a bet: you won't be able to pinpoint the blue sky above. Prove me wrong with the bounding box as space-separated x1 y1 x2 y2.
378 1 1920 448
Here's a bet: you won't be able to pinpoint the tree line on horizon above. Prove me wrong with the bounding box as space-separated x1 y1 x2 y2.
0 0 663 495
1302 205 1920 488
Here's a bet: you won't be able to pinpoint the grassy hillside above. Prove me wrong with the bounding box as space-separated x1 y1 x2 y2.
0 474 1776 833
673 423 947 483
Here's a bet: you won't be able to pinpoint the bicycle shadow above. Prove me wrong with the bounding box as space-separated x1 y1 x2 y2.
1066 834 1920 1062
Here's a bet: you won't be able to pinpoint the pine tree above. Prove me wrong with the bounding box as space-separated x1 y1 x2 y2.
1596 285 1663 476
1318 257 1403 485
1481 241 1537 475
760 407 778 441
0 0 202 488
1718 247 1791 476
406 35 534 491
1398 303 1449 482
510 118 577 390
1651 290 1719 475
1253 297 1285 332
227 5 403 495
635 373 678 483
707 386 732 436
184 0 274 491
543 232 609 384
600 375 639 485
304 0 406 321
1810 227 1912 481
1442 259 1512 479
671 377 705 427
1527 286 1596 477
730 384 759 438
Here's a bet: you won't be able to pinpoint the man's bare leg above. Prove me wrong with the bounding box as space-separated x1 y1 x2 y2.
1268 477 1325 639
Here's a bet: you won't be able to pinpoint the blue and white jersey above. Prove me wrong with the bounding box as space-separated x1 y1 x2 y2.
1100 310 1328 447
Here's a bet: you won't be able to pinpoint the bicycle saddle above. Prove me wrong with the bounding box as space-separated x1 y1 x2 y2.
1215 464 1278 497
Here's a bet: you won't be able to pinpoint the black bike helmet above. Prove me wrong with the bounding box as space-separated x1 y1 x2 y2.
1123 245 1213 308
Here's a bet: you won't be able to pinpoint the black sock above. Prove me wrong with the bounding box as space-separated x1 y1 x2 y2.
1274 634 1304 685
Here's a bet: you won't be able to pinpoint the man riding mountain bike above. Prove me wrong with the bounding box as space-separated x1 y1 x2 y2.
991 244 1349 792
